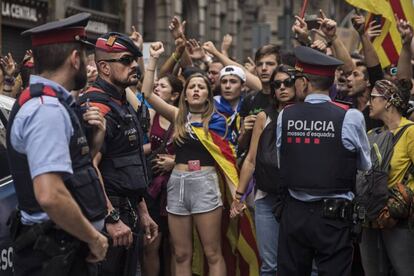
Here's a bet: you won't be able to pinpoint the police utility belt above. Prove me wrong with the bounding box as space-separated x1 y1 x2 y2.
9 210 81 253
321 198 364 222
8 210 88 275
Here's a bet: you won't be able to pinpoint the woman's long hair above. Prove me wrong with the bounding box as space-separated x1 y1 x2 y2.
174 73 215 144
269 64 297 109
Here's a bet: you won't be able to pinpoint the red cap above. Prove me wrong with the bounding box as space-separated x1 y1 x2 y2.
22 13 93 48
295 60 337 77
95 37 129 53
31 27 87 47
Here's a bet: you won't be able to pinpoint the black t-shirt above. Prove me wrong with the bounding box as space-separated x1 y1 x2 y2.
239 90 273 118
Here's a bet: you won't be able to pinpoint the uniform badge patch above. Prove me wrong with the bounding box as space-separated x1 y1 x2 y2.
106 35 117 47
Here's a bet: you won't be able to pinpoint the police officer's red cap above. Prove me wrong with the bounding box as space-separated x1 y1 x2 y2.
294 46 343 77
21 13 94 48
95 32 143 57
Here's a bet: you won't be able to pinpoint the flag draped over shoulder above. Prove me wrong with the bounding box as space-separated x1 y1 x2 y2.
346 0 414 68
214 96 243 145
190 113 260 276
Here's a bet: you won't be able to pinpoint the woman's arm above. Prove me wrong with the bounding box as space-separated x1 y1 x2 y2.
396 19 413 81
141 42 178 123
230 111 266 217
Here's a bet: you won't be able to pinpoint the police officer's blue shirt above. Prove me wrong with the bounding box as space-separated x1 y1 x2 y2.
10 75 74 224
276 93 371 201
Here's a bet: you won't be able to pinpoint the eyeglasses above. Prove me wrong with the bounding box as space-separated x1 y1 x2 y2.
98 55 137 66
271 78 295 89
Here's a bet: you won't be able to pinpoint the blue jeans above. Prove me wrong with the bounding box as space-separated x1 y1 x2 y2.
360 226 414 276
255 194 279 276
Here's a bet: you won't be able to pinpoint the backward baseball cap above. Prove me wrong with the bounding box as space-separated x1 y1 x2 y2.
219 65 246 82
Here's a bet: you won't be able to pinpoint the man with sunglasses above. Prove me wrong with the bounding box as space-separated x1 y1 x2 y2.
276 46 371 276
80 32 158 276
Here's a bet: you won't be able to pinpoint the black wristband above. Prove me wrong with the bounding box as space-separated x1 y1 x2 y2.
236 191 244 196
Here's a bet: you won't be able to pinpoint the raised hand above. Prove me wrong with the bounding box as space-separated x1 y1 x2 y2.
244 57 256 74
169 16 187 40
149 42 165 58
396 16 413 46
0 53 16 77
351 14 366 35
292 15 310 44
130 26 144 52
202 41 219 56
22 49 33 65
311 39 328 53
366 21 382 41
186 39 206 60
221 34 233 53
317 9 337 39
175 37 186 55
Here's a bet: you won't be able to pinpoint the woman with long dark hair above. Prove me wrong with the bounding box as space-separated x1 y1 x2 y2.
230 64 297 275
143 74 182 276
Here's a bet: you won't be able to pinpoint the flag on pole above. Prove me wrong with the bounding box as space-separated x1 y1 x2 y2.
346 0 414 68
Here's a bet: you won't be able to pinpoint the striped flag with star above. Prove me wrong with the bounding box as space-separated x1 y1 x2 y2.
191 125 260 276
346 0 414 68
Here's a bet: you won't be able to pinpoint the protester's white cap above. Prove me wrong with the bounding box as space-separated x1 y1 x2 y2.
219 65 246 82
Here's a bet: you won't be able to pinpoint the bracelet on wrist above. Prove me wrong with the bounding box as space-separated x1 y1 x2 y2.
236 191 244 196
172 52 180 63
325 35 337 47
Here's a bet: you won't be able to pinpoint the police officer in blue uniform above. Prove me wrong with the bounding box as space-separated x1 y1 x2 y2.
276 46 371 276
80 32 158 276
6 13 109 276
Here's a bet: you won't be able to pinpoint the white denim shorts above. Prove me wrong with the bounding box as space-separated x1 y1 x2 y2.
166 167 223 215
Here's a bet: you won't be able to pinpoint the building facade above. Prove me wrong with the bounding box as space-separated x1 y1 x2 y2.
0 0 353 63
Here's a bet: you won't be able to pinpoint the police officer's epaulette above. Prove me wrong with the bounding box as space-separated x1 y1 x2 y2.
332 99 352 110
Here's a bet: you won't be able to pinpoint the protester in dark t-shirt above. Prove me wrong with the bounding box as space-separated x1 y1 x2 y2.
238 44 280 152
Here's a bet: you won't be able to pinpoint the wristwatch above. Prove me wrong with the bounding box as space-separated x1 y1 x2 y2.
105 209 120 224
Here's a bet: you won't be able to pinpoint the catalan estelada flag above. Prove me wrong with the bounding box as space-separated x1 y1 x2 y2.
190 115 260 276
346 0 414 68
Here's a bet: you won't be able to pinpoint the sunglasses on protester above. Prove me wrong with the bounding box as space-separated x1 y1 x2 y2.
98 55 137 66
270 78 296 89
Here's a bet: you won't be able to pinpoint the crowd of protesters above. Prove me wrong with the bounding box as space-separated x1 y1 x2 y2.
2 6 414 276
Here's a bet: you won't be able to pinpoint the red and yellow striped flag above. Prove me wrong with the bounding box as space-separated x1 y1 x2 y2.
346 0 414 68
192 126 260 276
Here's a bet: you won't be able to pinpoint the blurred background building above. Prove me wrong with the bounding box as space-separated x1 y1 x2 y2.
0 0 353 62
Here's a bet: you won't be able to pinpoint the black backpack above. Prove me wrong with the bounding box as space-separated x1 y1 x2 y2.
355 124 413 221
254 108 280 194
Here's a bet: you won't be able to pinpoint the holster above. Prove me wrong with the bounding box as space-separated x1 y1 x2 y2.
35 231 88 276
7 209 22 242
10 214 53 253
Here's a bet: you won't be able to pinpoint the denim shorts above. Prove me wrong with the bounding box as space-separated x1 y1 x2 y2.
166 168 223 215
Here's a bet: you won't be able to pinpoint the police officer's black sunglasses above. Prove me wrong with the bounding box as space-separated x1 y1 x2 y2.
98 55 137 66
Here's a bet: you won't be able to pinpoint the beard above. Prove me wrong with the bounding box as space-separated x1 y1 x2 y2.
73 57 87 90
111 72 139 89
